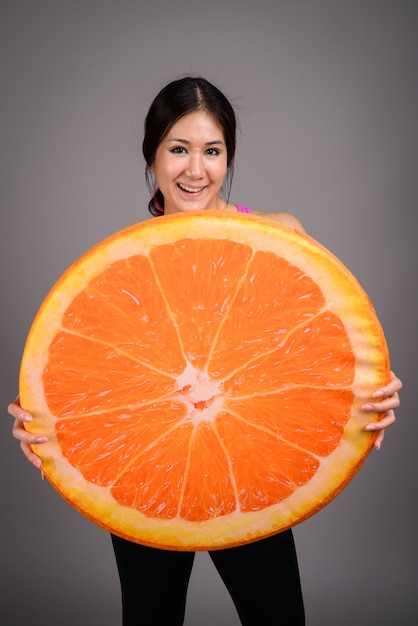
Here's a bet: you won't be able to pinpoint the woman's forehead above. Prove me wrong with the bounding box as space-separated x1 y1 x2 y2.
165 111 225 142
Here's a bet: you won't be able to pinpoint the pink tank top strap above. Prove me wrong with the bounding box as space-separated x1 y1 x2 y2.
236 205 252 213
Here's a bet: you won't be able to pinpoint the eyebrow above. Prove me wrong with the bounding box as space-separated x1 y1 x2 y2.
168 138 225 146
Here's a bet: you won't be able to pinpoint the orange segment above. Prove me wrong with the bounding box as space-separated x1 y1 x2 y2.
222 310 354 394
214 413 319 509
225 388 353 456
111 421 194 518
207 250 326 377
55 401 187 487
179 422 237 520
19 210 389 550
44 332 178 416
62 255 186 375
149 239 253 370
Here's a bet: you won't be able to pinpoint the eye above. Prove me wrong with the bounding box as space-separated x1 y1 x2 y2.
205 147 221 156
170 146 187 154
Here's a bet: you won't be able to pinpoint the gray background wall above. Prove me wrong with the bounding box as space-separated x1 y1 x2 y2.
1 1 417 624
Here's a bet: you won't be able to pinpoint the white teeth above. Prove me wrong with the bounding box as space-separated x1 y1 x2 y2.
178 183 203 193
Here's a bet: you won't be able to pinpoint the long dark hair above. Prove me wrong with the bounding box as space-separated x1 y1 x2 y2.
143 76 237 216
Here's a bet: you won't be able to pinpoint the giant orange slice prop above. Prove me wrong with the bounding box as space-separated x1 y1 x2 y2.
20 210 389 550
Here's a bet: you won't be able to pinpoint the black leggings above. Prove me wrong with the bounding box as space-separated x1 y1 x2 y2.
111 530 305 625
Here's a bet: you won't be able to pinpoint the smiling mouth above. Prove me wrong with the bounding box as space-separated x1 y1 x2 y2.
178 183 205 193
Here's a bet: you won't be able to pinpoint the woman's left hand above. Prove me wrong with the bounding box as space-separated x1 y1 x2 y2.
362 371 402 450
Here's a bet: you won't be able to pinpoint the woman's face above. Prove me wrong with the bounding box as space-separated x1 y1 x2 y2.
152 110 228 214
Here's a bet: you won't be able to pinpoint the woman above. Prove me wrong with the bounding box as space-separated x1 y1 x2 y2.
8 76 401 625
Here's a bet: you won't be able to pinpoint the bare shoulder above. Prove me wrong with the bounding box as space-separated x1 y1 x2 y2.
253 211 306 233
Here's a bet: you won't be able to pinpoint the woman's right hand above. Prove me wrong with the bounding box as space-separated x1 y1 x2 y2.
8 397 47 470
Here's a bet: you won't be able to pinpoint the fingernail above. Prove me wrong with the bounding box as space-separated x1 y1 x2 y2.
35 436 48 443
365 424 377 431
372 390 385 398
362 403 373 410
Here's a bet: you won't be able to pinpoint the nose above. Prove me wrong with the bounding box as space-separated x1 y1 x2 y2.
185 152 204 178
